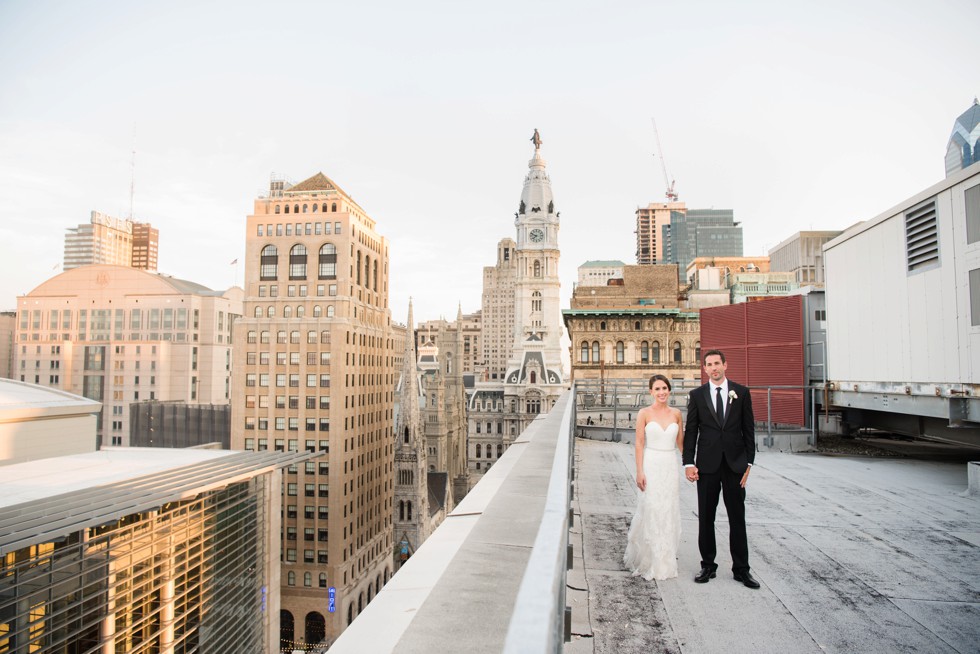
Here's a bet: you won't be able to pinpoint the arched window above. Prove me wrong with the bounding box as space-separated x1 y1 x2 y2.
304 572 312 587
326 306 335 318
635 321 641 330
530 370 537 383
267 306 275 318
312 203 318 213
533 260 542 277
406 501 412 521
254 306 262 317
305 612 326 646
404 426 409 444
364 255 371 288
287 571 295 586
293 204 299 213
532 291 542 312
319 244 337 279
356 251 362 285
284 205 290 214
319 573 327 588
476 443 482 458
373 259 379 292
289 244 307 279
498 444 503 458
331 202 337 212
641 341 649 363
280 610 294 651
580 341 589 363
695 341 701 363
302 204 308 213
313 305 322 317
616 341 624 364
367 586 373 602
672 341 682 363
358 594 363 613
376 575 382 594
592 341 600 362
260 245 278 280
296 305 305 318
399 500 404 521
275 205 281 214
283 306 292 318
599 321 606 331
652 341 661 364
347 604 353 625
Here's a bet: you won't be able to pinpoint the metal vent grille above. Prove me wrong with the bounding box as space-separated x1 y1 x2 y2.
905 199 939 272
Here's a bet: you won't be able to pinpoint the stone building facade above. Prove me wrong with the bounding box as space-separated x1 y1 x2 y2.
480 238 517 380
468 134 566 482
230 172 393 648
563 264 701 384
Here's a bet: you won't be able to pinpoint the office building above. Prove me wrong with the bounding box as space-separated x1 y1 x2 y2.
946 98 980 177
14 265 241 447
0 377 306 653
63 211 158 272
230 172 393 647
663 209 743 280
0 312 14 379
768 231 841 285
635 202 685 264
131 221 160 270
480 238 517 380
417 309 482 376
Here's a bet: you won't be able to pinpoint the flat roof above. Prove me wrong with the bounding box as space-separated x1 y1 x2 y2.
0 447 314 555
0 378 101 421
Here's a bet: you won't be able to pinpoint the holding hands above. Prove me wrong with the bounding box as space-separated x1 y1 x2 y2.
685 466 699 482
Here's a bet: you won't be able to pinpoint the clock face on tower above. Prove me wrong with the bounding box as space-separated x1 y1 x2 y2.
529 228 544 243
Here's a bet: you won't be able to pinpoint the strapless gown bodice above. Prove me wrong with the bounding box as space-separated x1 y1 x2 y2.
645 421 678 451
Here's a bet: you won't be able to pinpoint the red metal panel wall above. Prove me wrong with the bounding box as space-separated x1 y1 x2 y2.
699 295 805 426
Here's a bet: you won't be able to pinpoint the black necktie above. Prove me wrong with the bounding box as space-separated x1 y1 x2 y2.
716 387 724 423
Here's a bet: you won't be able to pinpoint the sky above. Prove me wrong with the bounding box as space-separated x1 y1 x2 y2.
0 0 977 325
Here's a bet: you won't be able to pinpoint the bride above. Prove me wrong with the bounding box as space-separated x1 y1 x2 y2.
623 374 683 580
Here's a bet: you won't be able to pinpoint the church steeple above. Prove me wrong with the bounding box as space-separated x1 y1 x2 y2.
397 299 421 450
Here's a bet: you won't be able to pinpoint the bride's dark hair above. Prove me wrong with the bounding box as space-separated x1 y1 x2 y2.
648 374 671 391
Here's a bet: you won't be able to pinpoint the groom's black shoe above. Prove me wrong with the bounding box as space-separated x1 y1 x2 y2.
694 567 717 583
733 571 761 589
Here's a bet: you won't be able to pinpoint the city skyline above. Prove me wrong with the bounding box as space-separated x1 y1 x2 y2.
1 0 977 322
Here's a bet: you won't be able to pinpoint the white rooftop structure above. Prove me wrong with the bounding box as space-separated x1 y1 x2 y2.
0 378 100 466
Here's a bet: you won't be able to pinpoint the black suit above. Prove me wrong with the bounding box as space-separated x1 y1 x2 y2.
683 380 755 573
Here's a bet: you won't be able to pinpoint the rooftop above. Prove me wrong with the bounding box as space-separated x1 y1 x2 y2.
0 378 100 421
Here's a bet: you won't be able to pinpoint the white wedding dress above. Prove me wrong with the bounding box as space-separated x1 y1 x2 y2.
623 421 681 580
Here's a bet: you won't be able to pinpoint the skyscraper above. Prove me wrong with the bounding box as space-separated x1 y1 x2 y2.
946 98 980 177
230 172 393 648
480 238 517 380
635 201 685 264
63 211 158 271
663 209 743 281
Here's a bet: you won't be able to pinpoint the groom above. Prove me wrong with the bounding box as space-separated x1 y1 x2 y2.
683 349 759 589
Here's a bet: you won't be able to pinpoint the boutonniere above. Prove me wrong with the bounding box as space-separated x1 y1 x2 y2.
728 390 738 403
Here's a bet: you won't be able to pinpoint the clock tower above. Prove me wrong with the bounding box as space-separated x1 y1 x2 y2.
504 131 564 392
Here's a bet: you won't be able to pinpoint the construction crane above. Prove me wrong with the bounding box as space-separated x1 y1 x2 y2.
651 118 678 202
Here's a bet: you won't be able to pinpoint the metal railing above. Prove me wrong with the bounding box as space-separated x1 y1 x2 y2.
575 378 827 446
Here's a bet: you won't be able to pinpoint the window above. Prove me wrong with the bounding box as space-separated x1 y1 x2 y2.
616 341 624 364
290 244 308 279
672 341 682 363
319 243 337 279
641 341 649 364
968 184 980 244
580 341 589 363
651 341 660 364
592 341 600 363
260 245 278 280
971 268 980 326
531 291 542 312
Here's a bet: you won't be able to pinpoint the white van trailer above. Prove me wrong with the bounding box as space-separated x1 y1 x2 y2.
824 162 980 446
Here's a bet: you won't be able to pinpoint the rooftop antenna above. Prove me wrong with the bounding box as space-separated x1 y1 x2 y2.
651 118 678 202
